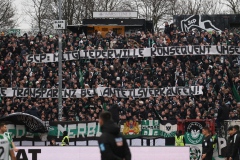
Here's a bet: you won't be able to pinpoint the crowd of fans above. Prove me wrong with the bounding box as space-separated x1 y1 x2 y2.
0 23 240 123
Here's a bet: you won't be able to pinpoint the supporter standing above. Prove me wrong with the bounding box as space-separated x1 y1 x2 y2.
229 125 240 160
202 127 213 160
226 126 235 160
61 131 69 146
175 130 185 146
98 111 131 160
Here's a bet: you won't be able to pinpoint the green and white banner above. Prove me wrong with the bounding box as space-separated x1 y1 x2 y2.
141 120 177 137
141 120 161 136
48 121 101 141
6 120 178 142
184 121 225 160
159 120 177 138
185 121 205 160
185 121 205 145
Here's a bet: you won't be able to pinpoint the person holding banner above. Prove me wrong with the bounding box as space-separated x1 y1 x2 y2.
201 126 213 160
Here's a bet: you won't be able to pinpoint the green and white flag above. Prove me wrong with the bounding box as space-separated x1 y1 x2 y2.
184 121 205 145
159 120 177 138
141 120 160 136
79 70 84 88
184 121 205 160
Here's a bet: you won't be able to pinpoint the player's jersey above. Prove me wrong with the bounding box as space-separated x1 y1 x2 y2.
3 133 12 143
4 132 13 160
0 134 13 160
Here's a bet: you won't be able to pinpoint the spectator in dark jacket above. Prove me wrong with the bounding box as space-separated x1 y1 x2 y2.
230 125 240 160
98 111 131 160
108 104 120 124
26 105 40 118
226 126 235 160
217 104 230 128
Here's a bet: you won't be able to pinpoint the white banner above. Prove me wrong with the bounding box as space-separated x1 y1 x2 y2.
15 146 189 160
0 86 203 98
26 46 240 63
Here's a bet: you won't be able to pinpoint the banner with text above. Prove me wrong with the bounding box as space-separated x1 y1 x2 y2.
6 124 45 141
27 46 240 63
48 121 101 141
0 86 203 98
96 86 202 97
7 120 179 142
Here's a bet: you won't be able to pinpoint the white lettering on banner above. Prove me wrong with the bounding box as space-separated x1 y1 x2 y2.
15 147 190 160
218 137 227 156
68 124 76 139
16 125 25 138
26 45 240 63
56 123 101 138
7 124 15 135
87 122 97 137
0 86 203 98
78 123 87 138
57 124 67 138
6 125 30 139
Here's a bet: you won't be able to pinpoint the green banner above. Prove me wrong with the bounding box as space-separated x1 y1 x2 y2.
141 120 177 137
48 121 101 141
6 124 41 141
141 120 161 136
6 120 178 142
184 121 205 145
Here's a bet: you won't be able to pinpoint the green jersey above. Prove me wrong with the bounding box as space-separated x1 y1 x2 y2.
0 134 13 160
3 133 12 143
